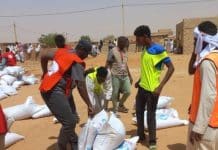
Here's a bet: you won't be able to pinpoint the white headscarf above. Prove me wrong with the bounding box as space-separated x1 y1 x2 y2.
193 27 218 67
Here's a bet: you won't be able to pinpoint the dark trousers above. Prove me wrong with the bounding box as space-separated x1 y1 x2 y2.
68 93 77 114
41 91 78 150
136 86 159 144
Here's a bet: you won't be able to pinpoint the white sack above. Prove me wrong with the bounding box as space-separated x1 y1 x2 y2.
116 136 139 150
79 110 108 150
1 75 16 85
157 96 174 109
0 90 8 100
5 132 24 148
132 108 188 129
32 105 52 118
0 85 17 96
12 81 25 89
22 74 38 85
4 66 25 77
0 80 8 86
93 112 125 150
0 70 8 77
3 96 43 120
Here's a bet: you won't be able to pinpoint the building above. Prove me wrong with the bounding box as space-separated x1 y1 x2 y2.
152 29 174 48
128 29 175 52
128 29 174 44
176 16 218 54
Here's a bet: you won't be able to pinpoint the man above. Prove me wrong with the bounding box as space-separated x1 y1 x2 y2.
98 40 103 52
0 104 7 150
85 66 112 113
106 36 133 116
15 42 25 63
187 21 218 150
114 39 118 46
0 48 17 70
35 43 41 61
27 43 33 60
91 44 99 57
134 25 174 150
108 40 115 51
40 35 94 150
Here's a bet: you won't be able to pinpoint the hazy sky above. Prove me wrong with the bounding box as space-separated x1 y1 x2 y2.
0 0 218 42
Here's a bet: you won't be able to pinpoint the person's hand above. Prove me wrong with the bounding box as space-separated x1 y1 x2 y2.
153 86 163 95
135 81 139 88
84 68 95 76
129 77 133 85
188 105 191 114
190 131 202 145
88 106 95 118
41 73 46 81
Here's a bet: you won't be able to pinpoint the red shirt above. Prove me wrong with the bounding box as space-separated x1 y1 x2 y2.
0 105 7 134
2 51 17 66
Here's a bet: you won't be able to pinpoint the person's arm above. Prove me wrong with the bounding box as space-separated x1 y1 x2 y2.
153 61 175 95
84 67 95 77
77 81 93 107
127 64 133 84
105 49 114 69
40 49 56 78
103 71 113 100
71 63 95 116
105 61 112 69
77 81 95 117
190 60 217 144
135 79 141 88
188 52 197 75
85 76 95 105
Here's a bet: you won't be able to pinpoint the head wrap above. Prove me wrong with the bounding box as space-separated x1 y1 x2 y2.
193 27 218 66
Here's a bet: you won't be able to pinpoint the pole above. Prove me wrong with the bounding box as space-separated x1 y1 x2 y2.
13 22 18 42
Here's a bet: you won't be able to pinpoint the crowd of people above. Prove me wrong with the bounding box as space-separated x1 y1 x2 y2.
0 42 41 68
1 20 218 150
39 26 174 150
40 21 218 150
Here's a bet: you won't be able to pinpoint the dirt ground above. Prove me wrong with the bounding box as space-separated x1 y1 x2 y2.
0 50 193 150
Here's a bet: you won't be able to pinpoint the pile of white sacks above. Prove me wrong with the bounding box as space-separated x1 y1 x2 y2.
0 66 38 100
3 96 52 121
132 96 189 129
3 97 138 149
79 110 139 150
3 96 53 148
2 96 188 149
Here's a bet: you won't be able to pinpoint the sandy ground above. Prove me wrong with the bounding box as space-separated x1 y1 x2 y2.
0 51 193 150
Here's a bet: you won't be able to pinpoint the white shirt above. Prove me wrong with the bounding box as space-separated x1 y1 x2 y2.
86 70 112 112
35 44 41 52
27 44 33 53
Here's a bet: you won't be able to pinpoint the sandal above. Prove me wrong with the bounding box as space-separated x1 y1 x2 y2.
118 105 128 113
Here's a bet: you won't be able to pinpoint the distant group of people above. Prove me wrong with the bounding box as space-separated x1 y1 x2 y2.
0 42 41 63
0 42 41 70
1 20 218 150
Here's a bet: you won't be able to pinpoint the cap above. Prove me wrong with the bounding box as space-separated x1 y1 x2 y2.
77 40 92 53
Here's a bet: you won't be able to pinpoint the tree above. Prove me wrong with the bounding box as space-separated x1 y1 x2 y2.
38 33 57 48
80 35 91 43
103 35 115 42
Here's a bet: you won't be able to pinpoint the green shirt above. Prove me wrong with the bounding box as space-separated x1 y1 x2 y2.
139 48 168 92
